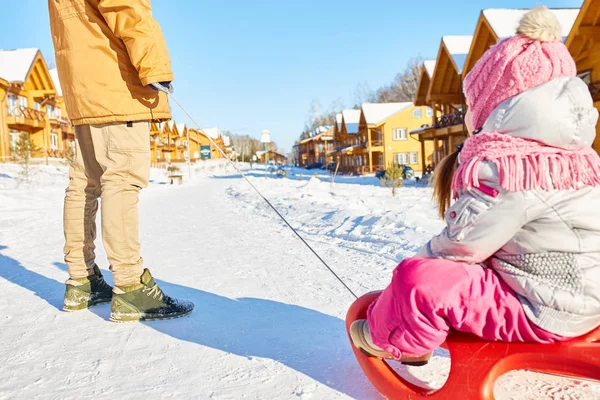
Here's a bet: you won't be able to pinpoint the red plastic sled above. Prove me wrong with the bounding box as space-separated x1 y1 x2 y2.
346 291 600 400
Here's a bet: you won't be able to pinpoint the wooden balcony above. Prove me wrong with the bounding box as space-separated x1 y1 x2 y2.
370 139 383 147
434 110 463 128
162 144 176 151
6 106 46 128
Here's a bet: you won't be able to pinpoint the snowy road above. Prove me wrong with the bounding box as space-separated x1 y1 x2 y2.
0 164 598 399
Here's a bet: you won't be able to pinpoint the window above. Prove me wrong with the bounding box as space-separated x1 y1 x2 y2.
410 152 418 165
183 140 189 147
46 105 55 118
412 108 422 118
184 151 189 160
18 96 27 108
165 153 171 161
194 151 199 159
34 102 41 111
394 152 409 165
55 108 62 119
9 130 20 149
50 133 59 150
156 150 162 159
426 107 434 117
7 94 18 115
393 128 408 141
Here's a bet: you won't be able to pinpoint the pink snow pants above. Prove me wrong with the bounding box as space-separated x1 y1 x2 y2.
367 257 564 359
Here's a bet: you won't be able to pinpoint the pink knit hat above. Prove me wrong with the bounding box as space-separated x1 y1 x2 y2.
463 6 577 130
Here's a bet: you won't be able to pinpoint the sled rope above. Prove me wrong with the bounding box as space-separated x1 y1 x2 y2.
168 94 359 300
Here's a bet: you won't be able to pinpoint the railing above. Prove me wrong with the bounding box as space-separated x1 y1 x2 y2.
60 122 73 133
370 139 383 147
8 106 46 122
45 148 69 158
589 81 600 101
163 144 176 151
415 110 464 133
434 110 463 128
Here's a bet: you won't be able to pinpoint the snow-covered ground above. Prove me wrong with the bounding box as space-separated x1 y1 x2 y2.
0 162 598 399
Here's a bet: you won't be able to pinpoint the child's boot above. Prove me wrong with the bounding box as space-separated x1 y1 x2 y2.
350 319 432 366
110 268 194 322
63 265 113 311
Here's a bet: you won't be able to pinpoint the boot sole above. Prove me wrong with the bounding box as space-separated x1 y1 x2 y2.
109 308 194 323
63 298 112 312
351 321 431 366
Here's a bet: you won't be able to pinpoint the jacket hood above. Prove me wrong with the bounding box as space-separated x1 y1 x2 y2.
481 77 599 150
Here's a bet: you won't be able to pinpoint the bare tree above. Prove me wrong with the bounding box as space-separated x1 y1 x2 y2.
374 57 424 103
353 82 374 108
303 98 338 135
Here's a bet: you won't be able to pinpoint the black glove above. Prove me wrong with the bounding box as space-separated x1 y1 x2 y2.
149 81 174 94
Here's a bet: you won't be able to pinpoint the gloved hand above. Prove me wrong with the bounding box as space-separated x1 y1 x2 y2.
149 81 174 94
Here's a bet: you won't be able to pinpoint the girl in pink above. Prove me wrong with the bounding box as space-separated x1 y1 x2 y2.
350 6 600 365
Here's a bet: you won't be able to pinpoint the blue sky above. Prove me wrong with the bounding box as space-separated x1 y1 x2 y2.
1 0 583 151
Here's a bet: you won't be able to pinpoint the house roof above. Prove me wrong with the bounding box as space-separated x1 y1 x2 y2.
312 125 333 137
483 8 579 40
335 113 343 131
202 127 222 139
442 36 473 74
423 60 436 78
362 102 413 125
342 109 361 134
49 68 62 96
0 48 38 82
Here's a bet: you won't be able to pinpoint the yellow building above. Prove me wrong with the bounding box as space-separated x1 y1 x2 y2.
257 150 287 164
0 48 73 164
334 109 362 173
566 0 600 153
189 128 224 161
411 36 472 167
151 121 175 166
201 128 226 159
297 126 334 167
356 103 433 175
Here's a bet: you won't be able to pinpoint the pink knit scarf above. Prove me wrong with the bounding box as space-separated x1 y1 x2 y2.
452 132 600 197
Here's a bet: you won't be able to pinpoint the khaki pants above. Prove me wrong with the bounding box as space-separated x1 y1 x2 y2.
64 122 150 287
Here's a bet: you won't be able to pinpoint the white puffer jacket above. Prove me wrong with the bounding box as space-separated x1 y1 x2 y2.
420 77 600 337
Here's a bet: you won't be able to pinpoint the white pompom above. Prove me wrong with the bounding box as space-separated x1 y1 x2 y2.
517 6 563 42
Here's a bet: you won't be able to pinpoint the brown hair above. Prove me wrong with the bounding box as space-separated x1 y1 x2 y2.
432 150 460 219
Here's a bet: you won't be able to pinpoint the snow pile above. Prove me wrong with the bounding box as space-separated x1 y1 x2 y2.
0 162 598 399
